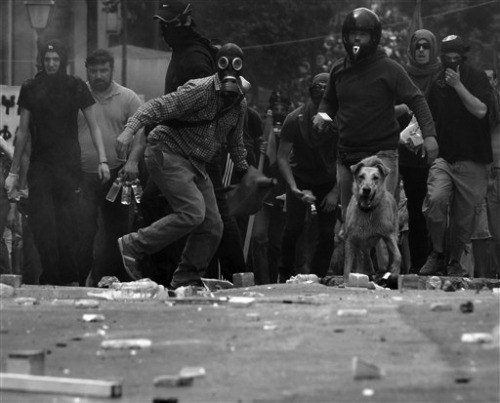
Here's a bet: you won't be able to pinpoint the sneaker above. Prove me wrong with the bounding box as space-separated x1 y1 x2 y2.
117 236 142 281
419 251 445 276
170 278 204 290
446 260 463 277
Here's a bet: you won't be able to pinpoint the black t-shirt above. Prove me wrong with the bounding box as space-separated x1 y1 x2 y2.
18 74 95 168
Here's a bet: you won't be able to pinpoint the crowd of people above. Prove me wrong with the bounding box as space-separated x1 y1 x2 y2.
1 2 498 288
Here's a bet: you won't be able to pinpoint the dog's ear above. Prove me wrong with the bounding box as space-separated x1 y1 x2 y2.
376 162 391 177
351 161 364 175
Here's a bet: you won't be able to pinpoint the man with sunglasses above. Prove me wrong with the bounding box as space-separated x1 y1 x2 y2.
115 43 249 290
421 35 494 277
277 73 339 282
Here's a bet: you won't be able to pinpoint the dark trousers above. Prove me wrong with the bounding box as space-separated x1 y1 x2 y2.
205 154 246 280
400 165 431 272
27 163 80 285
78 168 131 286
279 179 336 280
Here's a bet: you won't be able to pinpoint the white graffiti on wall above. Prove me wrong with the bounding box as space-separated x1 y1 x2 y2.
0 85 21 147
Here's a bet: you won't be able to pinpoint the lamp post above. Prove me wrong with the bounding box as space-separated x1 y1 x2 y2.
24 0 56 69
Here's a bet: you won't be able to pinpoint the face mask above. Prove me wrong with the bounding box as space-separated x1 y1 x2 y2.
309 83 327 106
216 44 244 103
442 55 462 72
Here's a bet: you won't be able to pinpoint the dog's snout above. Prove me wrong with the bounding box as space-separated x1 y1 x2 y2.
362 187 371 196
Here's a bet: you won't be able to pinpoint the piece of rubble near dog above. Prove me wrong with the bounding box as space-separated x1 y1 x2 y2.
352 356 384 380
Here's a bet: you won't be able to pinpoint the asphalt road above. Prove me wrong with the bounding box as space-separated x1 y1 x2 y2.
0 283 499 403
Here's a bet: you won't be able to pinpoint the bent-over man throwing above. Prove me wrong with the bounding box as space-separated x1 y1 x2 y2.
115 43 248 289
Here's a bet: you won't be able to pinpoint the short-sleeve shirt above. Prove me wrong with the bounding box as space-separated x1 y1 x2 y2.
78 81 143 173
17 74 95 168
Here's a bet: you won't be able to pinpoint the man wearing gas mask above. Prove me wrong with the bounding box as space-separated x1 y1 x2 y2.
313 8 438 225
115 43 248 290
420 35 494 277
277 73 339 281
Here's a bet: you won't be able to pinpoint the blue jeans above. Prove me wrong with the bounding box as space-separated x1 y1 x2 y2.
127 145 223 285
423 158 489 262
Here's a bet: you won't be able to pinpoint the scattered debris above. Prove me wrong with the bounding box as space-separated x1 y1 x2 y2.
461 333 493 344
14 297 39 306
228 296 255 307
201 277 233 291
245 312 261 322
346 273 370 288
153 374 193 387
74 299 100 309
174 286 198 298
88 279 166 300
337 309 368 317
426 276 442 290
286 274 320 284
0 373 122 398
81 314 106 323
263 321 278 331
232 272 255 288
0 274 22 288
6 350 45 375
101 338 152 350
179 367 206 379
459 301 474 313
362 388 375 396
0 283 14 298
97 276 120 288
430 303 453 312
352 357 384 380
442 280 457 292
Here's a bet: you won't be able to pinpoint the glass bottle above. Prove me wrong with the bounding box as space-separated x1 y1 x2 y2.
131 179 143 204
121 182 132 205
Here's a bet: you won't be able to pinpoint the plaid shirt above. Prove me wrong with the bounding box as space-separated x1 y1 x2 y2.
126 74 248 177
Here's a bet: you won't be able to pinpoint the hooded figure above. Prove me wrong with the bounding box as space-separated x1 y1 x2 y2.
406 29 441 98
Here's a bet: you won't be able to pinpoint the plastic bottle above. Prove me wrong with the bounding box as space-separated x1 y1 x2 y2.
131 179 143 204
121 182 132 205
105 178 122 202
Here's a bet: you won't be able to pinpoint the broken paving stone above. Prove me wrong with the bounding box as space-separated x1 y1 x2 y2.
459 301 474 313
179 367 206 378
0 274 23 288
81 314 106 323
285 274 320 284
426 276 442 290
228 296 255 307
352 357 384 380
15 297 39 306
153 374 193 387
101 338 152 350
245 312 261 322
337 309 368 317
346 273 370 288
430 303 453 312
97 276 120 288
0 283 15 298
74 299 100 309
174 286 198 298
461 333 493 344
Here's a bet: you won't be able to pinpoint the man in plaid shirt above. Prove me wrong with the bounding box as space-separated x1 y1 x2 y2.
115 43 249 289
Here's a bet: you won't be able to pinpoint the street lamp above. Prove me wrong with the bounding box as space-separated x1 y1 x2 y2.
25 0 55 32
25 0 56 70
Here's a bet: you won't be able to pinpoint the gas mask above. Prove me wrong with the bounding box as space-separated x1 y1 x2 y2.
216 43 244 103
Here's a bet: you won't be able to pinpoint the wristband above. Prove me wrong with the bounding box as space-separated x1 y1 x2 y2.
99 161 109 165
8 172 19 178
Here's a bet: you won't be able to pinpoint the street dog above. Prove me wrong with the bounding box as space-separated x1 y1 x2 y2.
344 156 401 282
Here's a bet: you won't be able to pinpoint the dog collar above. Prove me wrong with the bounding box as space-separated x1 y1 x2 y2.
357 203 375 212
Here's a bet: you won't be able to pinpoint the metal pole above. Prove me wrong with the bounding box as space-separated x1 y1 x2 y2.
121 0 127 86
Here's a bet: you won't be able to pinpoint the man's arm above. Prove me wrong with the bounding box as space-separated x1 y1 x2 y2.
82 105 110 182
446 66 487 119
119 129 146 181
4 108 30 195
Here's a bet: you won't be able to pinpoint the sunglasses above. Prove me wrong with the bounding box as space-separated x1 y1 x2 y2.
416 43 431 51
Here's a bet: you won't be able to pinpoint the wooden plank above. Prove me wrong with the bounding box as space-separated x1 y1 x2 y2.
0 373 122 398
